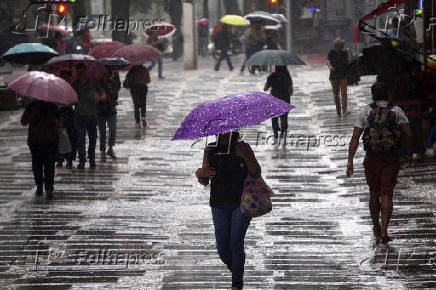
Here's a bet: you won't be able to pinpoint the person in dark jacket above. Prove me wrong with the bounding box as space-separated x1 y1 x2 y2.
126 65 150 128
213 24 233 71
97 69 120 160
21 100 61 198
57 70 76 168
195 131 261 290
147 30 165 79
264 66 294 139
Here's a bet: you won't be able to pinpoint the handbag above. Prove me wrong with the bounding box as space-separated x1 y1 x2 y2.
57 127 71 154
240 174 273 217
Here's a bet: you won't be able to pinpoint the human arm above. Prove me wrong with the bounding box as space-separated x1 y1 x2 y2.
346 127 364 177
326 51 334 71
20 103 35 126
235 142 261 178
400 123 413 168
195 150 216 186
346 48 352 63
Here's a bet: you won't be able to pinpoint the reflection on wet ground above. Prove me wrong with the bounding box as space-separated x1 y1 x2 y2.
0 58 435 289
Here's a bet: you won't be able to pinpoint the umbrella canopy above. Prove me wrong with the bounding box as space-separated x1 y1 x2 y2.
145 22 176 37
112 44 162 66
90 41 126 59
1 43 59 65
220 15 249 26
39 23 68 36
98 57 130 70
7 71 77 105
172 91 294 141
244 11 280 25
245 50 305 66
272 13 288 23
196 18 209 28
43 54 108 80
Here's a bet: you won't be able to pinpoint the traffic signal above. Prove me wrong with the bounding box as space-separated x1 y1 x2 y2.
57 3 66 14
269 0 278 3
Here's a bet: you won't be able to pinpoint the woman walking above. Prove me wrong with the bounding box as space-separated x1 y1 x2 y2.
264 66 293 139
326 37 352 116
21 100 61 198
125 65 150 128
195 131 261 290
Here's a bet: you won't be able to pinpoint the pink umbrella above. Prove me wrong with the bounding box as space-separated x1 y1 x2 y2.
8 71 77 105
39 23 68 36
196 18 209 28
42 54 108 80
90 41 126 59
145 22 176 37
112 44 162 66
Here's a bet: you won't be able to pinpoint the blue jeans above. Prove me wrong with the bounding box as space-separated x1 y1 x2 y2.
148 57 163 77
97 114 117 153
75 115 97 163
214 49 233 71
211 207 251 286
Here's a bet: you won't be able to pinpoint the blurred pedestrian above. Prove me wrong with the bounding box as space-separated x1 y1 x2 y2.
326 37 352 116
57 70 76 168
97 69 120 160
72 63 106 169
125 65 150 128
264 66 293 139
21 100 61 198
240 22 266 75
346 82 413 244
198 23 209 56
147 30 165 79
195 131 261 290
212 23 233 71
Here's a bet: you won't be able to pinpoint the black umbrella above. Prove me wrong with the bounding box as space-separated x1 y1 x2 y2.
245 50 305 66
97 57 131 70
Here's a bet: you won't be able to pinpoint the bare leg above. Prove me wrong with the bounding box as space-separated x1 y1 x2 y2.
380 195 393 238
340 79 348 113
369 193 381 238
330 80 341 115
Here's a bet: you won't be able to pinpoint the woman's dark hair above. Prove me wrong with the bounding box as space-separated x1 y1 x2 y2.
275 66 290 77
371 82 389 101
75 62 86 70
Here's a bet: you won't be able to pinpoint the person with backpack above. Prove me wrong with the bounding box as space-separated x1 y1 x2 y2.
346 82 413 244
21 100 61 198
264 66 293 139
195 131 261 290
212 23 233 71
125 65 150 128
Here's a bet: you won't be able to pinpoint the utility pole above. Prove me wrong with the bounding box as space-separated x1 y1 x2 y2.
286 0 292 53
183 0 197 69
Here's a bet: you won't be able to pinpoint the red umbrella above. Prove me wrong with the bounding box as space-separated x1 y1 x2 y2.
39 23 68 36
90 41 126 59
145 22 176 37
112 44 162 66
8 71 77 105
42 54 108 80
361 0 407 21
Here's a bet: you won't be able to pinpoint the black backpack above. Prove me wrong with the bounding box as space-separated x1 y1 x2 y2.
362 102 401 154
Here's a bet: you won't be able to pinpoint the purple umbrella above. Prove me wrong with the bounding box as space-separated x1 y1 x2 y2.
172 91 294 141
42 54 108 80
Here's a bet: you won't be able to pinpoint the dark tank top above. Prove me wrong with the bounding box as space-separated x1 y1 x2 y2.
207 141 248 209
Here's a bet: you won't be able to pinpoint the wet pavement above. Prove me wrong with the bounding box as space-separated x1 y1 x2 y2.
0 56 435 289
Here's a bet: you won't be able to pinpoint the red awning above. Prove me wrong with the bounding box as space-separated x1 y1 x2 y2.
361 0 408 21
